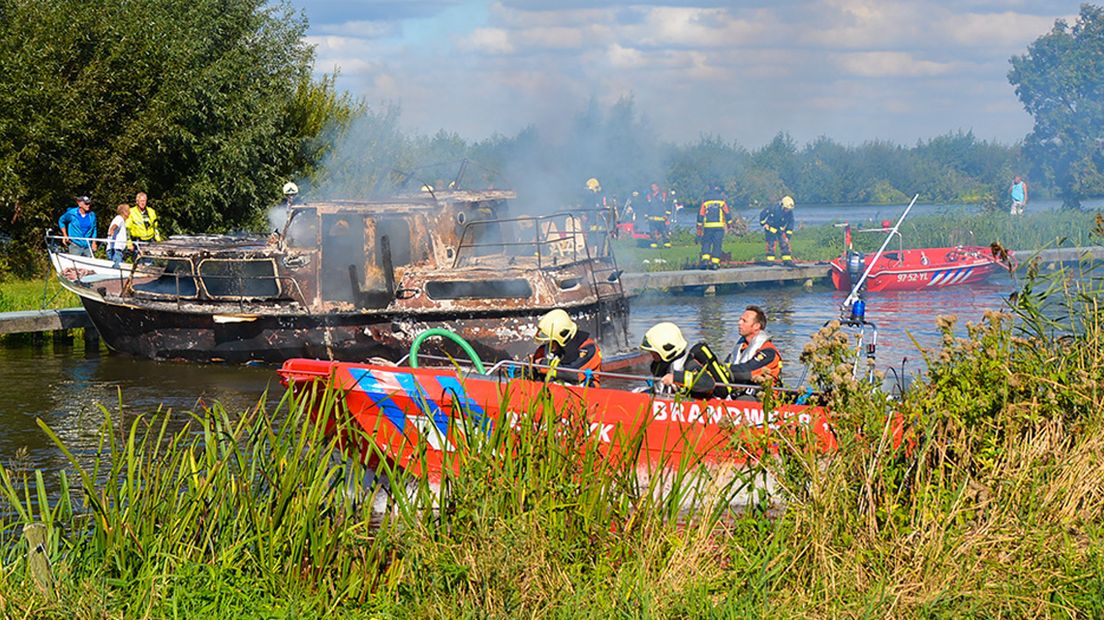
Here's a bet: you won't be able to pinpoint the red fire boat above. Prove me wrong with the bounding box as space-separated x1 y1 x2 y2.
278 358 838 484
829 222 1011 293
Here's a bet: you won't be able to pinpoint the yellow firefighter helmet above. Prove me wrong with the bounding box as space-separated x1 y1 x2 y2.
535 309 578 347
640 322 688 362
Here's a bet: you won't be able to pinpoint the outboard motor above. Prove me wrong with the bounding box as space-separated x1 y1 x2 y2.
845 250 865 285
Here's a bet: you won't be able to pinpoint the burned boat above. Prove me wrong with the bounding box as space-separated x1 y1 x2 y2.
52 190 630 363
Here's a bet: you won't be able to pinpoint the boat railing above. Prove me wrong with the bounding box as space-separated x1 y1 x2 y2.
138 267 312 312
452 209 618 271
47 234 312 310
855 226 904 260
289 350 816 397
391 353 811 398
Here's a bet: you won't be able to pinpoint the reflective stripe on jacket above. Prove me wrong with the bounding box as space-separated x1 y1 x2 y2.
698 200 729 228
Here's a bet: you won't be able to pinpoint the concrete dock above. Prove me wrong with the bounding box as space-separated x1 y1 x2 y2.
0 308 94 335
621 262 830 295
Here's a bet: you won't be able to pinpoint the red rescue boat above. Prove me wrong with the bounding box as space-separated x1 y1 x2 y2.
278 358 838 484
829 222 1011 293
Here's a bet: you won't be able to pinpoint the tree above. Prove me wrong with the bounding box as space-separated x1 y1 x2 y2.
0 0 355 275
1009 4 1104 209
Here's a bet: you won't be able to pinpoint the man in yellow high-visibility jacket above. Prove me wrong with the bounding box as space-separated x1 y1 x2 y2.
126 192 162 249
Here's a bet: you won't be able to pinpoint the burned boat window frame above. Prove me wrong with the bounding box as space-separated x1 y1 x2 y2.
196 257 283 300
131 257 200 299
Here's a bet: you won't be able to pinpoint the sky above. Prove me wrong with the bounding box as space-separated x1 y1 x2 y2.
288 0 1083 148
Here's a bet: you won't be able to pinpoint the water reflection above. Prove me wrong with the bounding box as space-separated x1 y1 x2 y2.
0 342 274 472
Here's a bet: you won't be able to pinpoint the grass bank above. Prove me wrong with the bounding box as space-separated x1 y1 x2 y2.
1 264 1103 617
0 278 78 314
616 210 1102 271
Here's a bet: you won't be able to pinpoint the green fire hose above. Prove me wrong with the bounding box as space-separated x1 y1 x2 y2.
409 328 486 374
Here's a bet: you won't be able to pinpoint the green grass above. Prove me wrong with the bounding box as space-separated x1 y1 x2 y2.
0 277 79 313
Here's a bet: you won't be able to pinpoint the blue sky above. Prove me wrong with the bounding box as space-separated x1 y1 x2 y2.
288 0 1081 147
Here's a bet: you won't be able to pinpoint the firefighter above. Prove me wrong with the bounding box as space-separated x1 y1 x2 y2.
643 182 671 248
531 309 602 386
760 195 795 265
639 322 737 399
727 305 782 385
697 185 730 270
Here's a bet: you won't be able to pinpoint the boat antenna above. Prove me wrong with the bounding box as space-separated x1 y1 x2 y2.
842 193 920 311
451 159 468 190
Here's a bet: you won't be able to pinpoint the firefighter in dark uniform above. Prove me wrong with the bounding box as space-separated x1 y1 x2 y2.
640 322 737 399
531 309 603 386
582 178 614 257
727 305 782 385
643 182 671 248
760 195 795 265
697 186 730 270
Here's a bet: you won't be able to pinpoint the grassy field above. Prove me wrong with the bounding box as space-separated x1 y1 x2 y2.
1 264 1103 617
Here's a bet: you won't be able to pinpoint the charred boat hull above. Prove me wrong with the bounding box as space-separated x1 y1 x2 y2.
80 296 630 363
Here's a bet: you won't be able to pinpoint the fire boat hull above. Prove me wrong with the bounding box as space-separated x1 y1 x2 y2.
830 246 1008 293
278 359 838 484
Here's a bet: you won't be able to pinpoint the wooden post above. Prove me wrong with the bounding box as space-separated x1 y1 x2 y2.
82 327 100 351
52 329 73 347
23 523 56 598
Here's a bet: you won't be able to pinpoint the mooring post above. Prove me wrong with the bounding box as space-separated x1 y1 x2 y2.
82 327 99 352
52 329 72 347
23 523 56 598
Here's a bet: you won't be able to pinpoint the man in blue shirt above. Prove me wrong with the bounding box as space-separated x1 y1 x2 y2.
59 195 98 257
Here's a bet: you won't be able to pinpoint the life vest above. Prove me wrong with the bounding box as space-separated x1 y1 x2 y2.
733 335 782 383
533 330 602 386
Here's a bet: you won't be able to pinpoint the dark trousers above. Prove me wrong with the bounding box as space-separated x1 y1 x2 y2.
765 232 791 261
700 228 724 264
647 217 669 246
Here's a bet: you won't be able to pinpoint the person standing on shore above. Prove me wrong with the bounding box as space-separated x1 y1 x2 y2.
58 195 97 257
697 185 729 270
1009 175 1028 215
760 195 795 265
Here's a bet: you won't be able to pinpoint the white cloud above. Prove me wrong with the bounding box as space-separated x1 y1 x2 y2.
460 28 515 54
312 20 398 39
836 51 959 77
606 44 646 69
937 11 1061 46
517 26 586 49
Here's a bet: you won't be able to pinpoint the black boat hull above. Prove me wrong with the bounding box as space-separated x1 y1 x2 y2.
80 296 632 364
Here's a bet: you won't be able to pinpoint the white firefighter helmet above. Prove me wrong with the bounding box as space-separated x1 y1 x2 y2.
535 309 578 347
282 181 299 196
640 322 688 362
